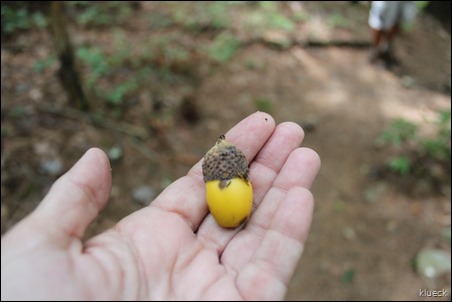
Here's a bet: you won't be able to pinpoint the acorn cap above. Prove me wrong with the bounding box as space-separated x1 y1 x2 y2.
202 135 250 182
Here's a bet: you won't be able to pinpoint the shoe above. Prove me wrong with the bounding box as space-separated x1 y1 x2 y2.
380 50 399 69
368 48 380 63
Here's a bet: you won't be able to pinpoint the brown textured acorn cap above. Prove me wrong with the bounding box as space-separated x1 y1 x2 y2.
202 135 250 182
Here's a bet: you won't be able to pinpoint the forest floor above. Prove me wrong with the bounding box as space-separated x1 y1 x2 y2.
1 2 451 300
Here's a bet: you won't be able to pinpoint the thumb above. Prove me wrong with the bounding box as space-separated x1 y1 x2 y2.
32 148 112 245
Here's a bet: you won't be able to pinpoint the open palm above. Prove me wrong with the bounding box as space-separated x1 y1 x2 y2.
1 112 320 300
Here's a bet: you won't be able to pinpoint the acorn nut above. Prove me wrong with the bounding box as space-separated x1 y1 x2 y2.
202 135 253 228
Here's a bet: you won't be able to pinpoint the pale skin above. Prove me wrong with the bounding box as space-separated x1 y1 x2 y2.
1 112 321 300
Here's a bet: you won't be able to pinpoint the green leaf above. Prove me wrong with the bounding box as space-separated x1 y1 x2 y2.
208 33 240 62
33 57 56 73
327 13 349 28
106 80 138 105
268 13 295 31
388 156 411 175
254 97 273 113
342 269 355 284
379 119 418 147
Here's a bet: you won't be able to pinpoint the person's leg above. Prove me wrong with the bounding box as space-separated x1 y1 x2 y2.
369 28 384 62
381 23 400 67
368 2 391 63
387 23 400 43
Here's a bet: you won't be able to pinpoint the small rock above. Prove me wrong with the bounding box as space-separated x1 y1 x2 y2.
386 220 398 233
34 142 55 157
363 182 386 203
342 226 356 241
132 185 156 206
29 88 43 102
108 145 123 162
401 75 416 88
40 158 64 176
416 248 451 279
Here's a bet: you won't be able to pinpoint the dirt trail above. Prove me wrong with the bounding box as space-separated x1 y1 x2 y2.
193 40 450 300
189 7 451 298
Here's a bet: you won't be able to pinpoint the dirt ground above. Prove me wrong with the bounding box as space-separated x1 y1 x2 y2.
1 2 451 300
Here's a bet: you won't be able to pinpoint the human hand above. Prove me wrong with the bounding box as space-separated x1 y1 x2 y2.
1 112 320 300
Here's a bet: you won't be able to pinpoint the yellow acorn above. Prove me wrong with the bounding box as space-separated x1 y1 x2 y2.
202 135 253 228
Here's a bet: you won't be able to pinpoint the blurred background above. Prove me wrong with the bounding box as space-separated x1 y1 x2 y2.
1 1 450 300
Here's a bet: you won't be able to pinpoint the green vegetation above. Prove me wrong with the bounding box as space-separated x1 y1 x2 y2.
106 80 139 106
171 1 230 31
254 97 273 113
378 109 451 177
1 4 47 34
245 2 296 33
58 1 318 115
342 269 355 284
76 46 110 87
33 56 57 73
66 1 133 27
327 12 349 28
379 118 418 148
208 32 240 62
415 1 430 10
421 110 451 162
388 156 411 176
76 44 140 108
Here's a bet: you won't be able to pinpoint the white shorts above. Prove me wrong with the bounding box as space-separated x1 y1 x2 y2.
368 1 417 30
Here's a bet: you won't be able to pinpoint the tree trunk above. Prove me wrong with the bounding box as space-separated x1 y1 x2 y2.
47 1 89 111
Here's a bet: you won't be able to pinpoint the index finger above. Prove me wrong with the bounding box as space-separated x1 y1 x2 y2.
152 112 276 231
